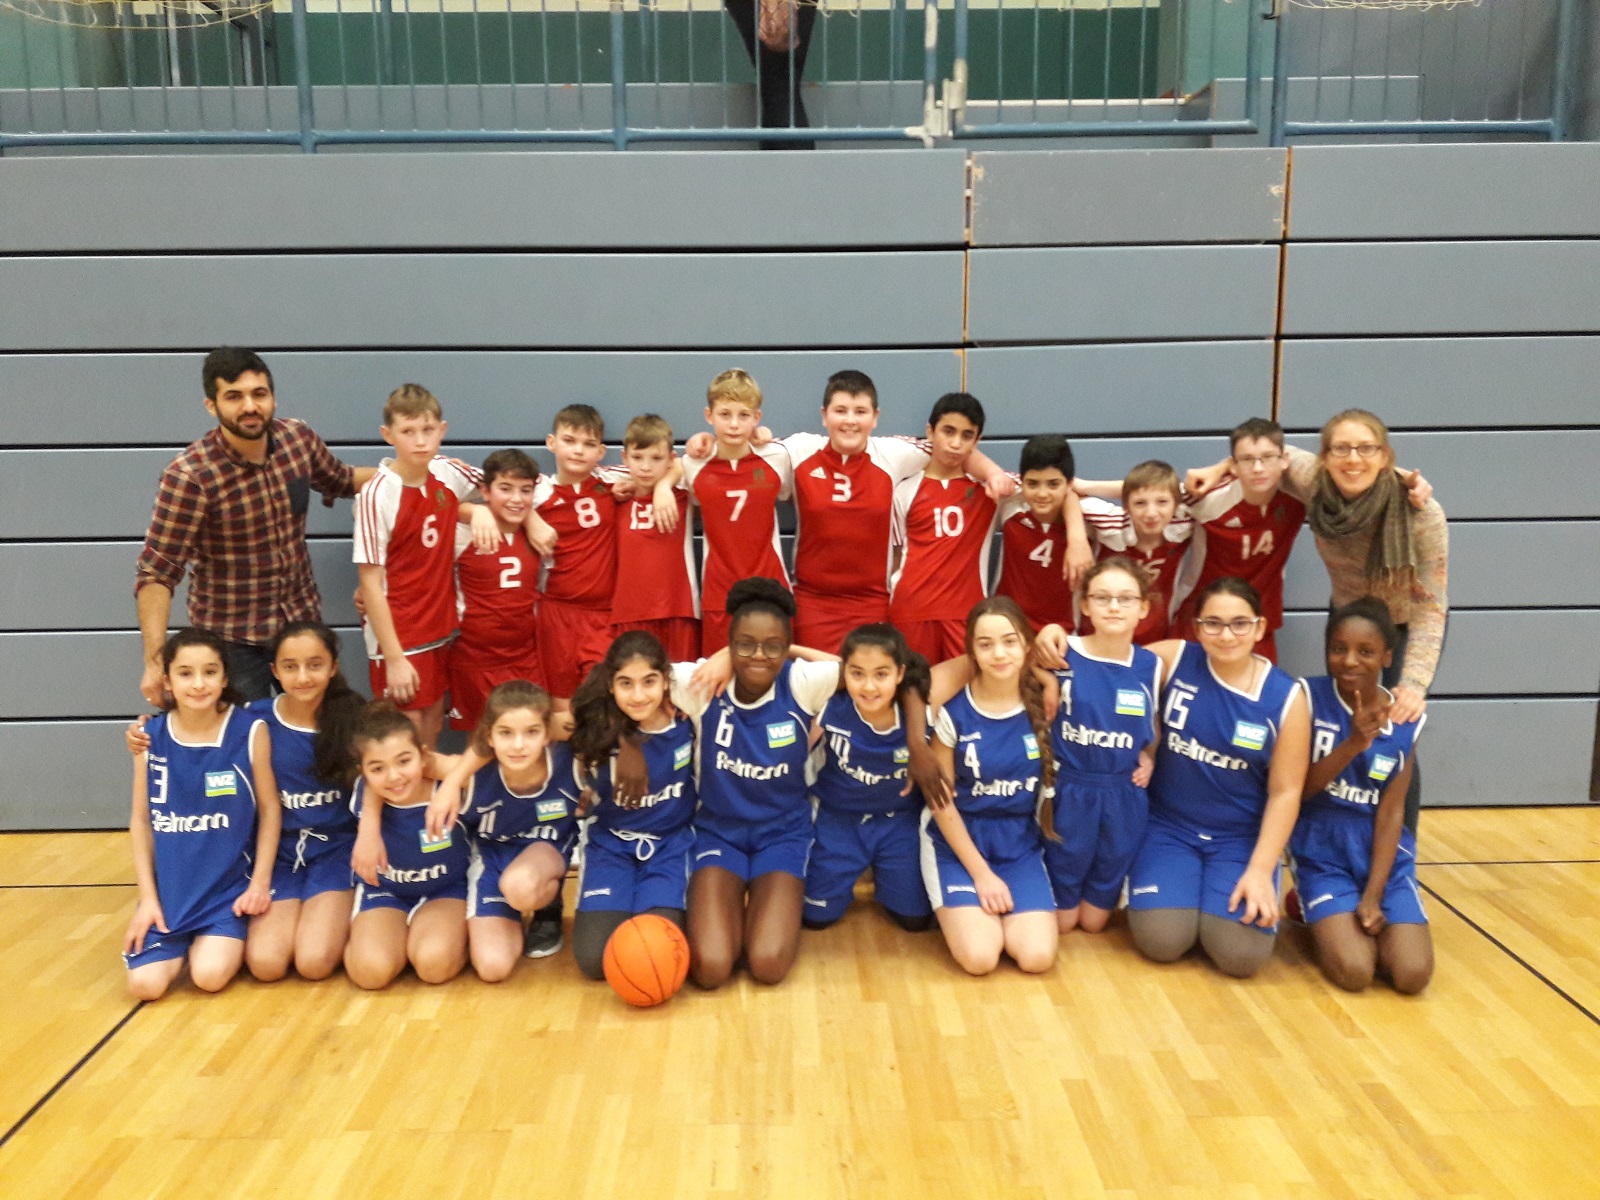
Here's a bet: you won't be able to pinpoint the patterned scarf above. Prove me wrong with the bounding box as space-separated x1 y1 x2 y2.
1307 465 1417 588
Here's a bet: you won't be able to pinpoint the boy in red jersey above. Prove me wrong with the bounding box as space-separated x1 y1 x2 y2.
681 369 794 654
353 383 482 750
1167 419 1303 661
994 434 1094 632
1076 460 1193 644
889 393 1005 664
529 405 625 703
609 414 701 661
447 448 545 731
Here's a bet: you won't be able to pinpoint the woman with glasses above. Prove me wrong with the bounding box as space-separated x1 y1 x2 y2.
669 577 841 989
1082 577 1310 978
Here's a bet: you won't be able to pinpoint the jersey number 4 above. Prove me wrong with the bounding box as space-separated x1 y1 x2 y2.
1028 539 1053 569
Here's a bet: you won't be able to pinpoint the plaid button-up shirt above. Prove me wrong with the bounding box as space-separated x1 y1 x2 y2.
135 418 357 645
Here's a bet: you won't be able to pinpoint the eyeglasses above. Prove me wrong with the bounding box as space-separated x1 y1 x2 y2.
1195 616 1263 637
731 639 787 660
1326 443 1384 461
1085 593 1143 610
1233 454 1282 469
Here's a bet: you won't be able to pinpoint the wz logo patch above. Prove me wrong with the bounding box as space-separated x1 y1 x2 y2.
1231 721 1268 752
204 771 237 797
673 742 693 771
1023 733 1041 761
419 828 452 853
1114 689 1147 717
893 747 910 764
536 798 568 822
1369 754 1398 782
767 721 797 749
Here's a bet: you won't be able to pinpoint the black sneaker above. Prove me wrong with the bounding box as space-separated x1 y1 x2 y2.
523 915 563 959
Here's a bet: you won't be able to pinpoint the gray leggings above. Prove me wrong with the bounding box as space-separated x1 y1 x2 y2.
572 907 687 981
1128 908 1277 979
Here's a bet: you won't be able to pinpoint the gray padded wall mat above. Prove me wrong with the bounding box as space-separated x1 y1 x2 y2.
2 145 1595 826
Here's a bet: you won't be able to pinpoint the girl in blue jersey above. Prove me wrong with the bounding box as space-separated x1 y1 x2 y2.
424 681 582 983
801 625 936 933
1294 598 1432 994
568 631 698 980
1044 558 1162 937
125 620 365 981
922 597 1060 976
673 578 841 989
347 703 471 989
245 623 364 980
1108 577 1310 978
124 629 281 1001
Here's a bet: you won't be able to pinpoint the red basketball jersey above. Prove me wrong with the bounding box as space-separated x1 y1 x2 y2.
1175 482 1306 631
684 445 792 614
993 505 1074 632
453 525 540 663
1079 499 1193 644
353 457 479 658
611 488 699 623
535 470 621 606
889 473 998 624
783 432 928 604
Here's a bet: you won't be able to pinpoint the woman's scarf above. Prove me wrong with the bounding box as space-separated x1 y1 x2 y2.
1307 464 1418 588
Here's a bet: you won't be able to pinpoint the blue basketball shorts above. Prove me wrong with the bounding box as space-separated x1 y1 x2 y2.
352 876 468 921
270 827 356 904
1045 771 1149 912
1291 811 1427 927
123 890 247 970
1127 814 1280 932
803 804 932 925
690 816 812 883
576 824 694 914
466 836 575 920
919 810 1055 914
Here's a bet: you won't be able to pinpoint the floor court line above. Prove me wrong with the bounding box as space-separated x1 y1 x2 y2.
1417 879 1600 1031
0 1003 144 1153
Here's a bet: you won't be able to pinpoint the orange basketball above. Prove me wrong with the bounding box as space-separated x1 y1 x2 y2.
602 914 691 1007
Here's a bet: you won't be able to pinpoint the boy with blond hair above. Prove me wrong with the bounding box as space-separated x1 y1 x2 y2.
1078 460 1193 644
354 383 482 750
682 369 794 654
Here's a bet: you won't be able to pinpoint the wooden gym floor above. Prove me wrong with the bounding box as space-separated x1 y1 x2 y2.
1 808 1598 1199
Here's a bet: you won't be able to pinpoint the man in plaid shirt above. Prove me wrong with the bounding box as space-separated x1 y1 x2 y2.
135 348 375 705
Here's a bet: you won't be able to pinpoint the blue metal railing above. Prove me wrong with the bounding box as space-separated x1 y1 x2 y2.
0 0 1578 151
1266 0 1578 145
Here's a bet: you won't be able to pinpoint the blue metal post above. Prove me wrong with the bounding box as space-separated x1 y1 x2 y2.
291 0 317 152
950 0 968 135
1267 0 1290 146
610 0 629 150
1550 0 1580 141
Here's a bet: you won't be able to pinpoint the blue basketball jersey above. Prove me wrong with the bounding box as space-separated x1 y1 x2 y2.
143 706 262 931
1149 641 1299 838
352 779 473 894
1049 637 1161 779
1300 676 1424 819
811 692 915 816
587 717 698 838
937 688 1045 822
249 697 354 837
695 660 818 832
459 743 584 846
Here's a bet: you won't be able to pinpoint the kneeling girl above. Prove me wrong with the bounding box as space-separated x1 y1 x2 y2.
923 597 1060 976
1293 597 1432 994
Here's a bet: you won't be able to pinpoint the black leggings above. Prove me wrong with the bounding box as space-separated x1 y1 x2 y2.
722 0 819 148
572 907 687 981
